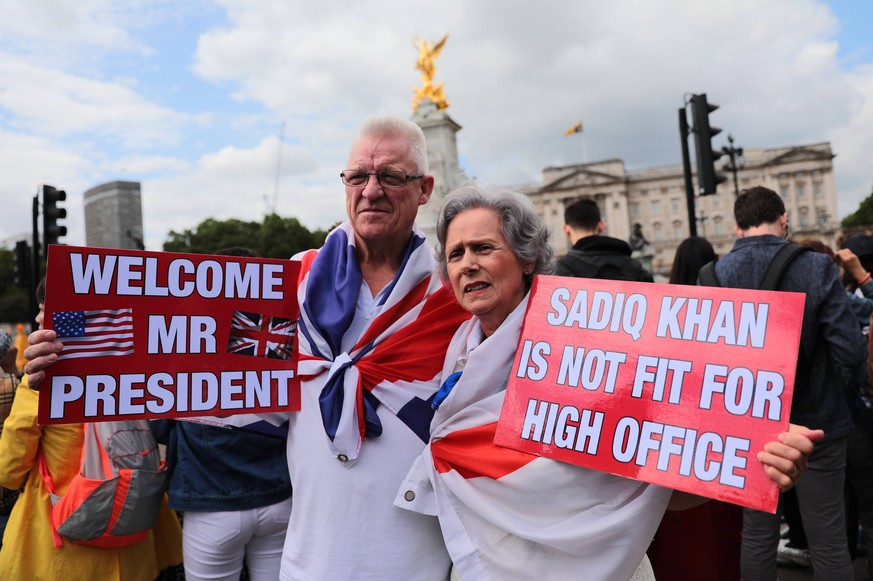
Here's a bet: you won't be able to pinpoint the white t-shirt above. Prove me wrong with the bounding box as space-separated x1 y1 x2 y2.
279 283 451 581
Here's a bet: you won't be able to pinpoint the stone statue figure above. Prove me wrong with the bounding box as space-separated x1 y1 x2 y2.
413 35 449 112
629 223 649 252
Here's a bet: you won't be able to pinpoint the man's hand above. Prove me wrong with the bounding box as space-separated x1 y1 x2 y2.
22 330 63 390
759 424 823 492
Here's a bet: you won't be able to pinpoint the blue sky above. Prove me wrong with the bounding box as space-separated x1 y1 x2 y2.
1 0 872 250
826 0 873 65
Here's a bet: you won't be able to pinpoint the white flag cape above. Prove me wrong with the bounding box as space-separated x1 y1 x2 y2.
396 295 671 580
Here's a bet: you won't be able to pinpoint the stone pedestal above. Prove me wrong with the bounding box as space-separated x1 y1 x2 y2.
631 248 656 274
412 99 467 246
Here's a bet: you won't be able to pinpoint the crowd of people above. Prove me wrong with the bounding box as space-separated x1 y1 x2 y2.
1 114 859 580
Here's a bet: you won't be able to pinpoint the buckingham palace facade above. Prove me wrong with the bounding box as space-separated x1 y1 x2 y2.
524 142 840 278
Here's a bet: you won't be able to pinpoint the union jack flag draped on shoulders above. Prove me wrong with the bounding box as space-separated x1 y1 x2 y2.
395 296 672 580
295 221 470 464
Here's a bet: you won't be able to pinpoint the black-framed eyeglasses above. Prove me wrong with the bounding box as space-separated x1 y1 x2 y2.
340 170 424 188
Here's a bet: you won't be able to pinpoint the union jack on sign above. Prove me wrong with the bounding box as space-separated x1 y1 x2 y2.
227 311 296 360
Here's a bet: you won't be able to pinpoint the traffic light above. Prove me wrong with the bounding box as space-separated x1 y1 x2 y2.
42 184 67 257
13 240 31 288
689 94 728 195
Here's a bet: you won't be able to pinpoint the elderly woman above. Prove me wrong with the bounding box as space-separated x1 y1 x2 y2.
395 185 820 581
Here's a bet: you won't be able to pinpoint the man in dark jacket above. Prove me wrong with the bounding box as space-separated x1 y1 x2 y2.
710 186 864 580
554 198 653 282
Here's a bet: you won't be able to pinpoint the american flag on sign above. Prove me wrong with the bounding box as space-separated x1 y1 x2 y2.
227 311 295 360
53 309 135 360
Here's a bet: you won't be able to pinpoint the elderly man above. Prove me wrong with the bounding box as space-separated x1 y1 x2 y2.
26 116 469 580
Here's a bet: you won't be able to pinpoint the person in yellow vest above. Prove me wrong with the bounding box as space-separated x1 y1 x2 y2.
0 326 20 546
0 279 184 580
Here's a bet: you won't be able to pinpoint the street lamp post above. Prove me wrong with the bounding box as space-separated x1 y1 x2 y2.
697 211 709 238
721 134 744 199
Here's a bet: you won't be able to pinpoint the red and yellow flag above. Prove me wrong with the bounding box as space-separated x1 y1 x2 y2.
564 120 583 136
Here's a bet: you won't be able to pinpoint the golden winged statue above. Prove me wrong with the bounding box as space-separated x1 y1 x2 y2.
412 34 449 112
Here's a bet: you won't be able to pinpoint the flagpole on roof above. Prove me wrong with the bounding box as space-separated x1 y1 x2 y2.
564 120 587 164
272 121 285 216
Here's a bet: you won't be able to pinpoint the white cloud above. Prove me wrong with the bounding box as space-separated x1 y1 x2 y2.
0 129 92 244
0 55 204 148
190 0 864 194
138 135 340 249
829 62 873 215
0 0 147 58
0 0 215 63
102 155 192 175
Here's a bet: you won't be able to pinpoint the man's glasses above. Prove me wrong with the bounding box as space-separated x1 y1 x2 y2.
340 170 424 189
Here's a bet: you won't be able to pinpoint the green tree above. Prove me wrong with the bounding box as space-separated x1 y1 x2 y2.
163 214 327 258
258 214 322 259
842 184 873 228
163 218 261 254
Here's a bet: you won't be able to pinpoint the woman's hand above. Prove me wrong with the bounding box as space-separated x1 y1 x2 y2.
22 329 63 390
759 424 823 491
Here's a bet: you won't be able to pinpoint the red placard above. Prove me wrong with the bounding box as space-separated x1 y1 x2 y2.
494 275 805 513
39 245 300 425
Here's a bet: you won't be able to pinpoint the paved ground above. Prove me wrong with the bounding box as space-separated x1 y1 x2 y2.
777 555 868 580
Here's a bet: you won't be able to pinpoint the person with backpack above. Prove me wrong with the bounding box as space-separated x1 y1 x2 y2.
554 198 654 282
0 278 183 581
698 186 865 581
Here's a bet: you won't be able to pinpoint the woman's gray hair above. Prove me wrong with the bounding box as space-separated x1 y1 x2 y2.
357 116 429 174
435 184 554 284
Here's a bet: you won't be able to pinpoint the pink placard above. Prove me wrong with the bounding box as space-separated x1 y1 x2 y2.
494 275 805 513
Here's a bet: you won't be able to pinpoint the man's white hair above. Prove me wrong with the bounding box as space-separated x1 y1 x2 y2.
356 116 429 174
